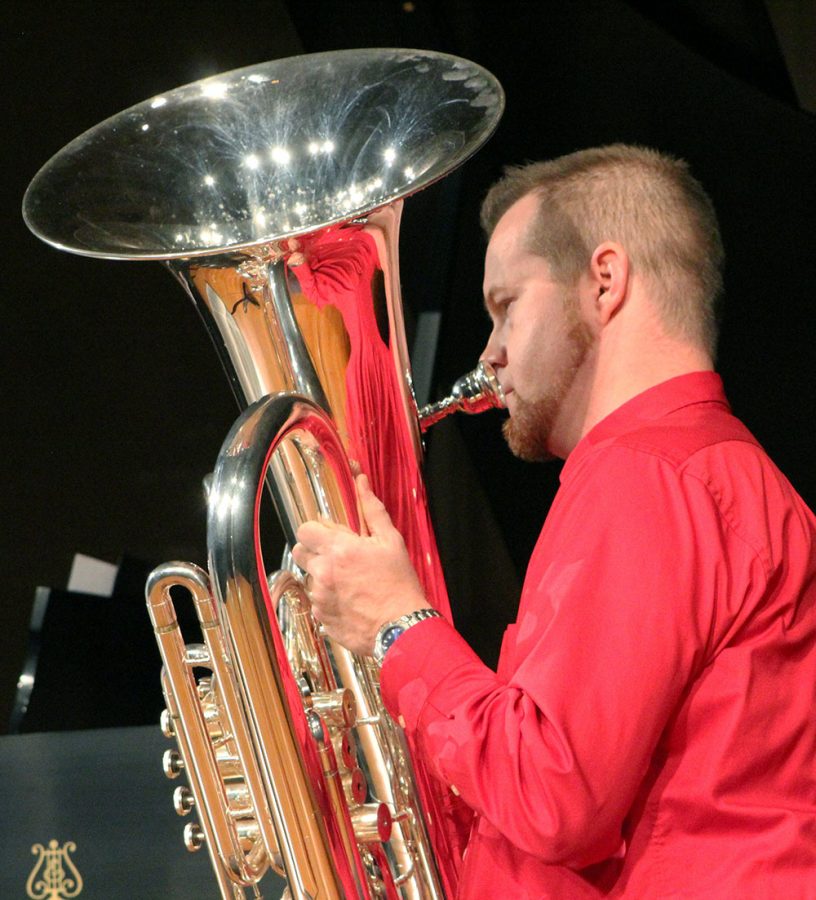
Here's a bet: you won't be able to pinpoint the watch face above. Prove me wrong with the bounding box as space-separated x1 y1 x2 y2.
381 625 405 655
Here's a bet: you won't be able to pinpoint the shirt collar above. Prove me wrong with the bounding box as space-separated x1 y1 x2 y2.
560 371 729 484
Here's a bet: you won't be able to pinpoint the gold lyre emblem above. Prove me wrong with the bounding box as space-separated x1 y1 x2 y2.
26 840 84 899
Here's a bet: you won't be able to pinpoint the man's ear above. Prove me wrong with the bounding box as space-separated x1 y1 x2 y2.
589 241 629 325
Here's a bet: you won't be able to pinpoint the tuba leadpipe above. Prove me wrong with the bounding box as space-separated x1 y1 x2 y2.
23 49 505 899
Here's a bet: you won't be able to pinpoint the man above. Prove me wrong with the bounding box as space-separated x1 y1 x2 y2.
292 145 816 896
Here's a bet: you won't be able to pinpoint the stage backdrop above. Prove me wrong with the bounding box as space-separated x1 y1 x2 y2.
3 0 814 812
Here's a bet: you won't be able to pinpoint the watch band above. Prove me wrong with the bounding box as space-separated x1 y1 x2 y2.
372 608 442 666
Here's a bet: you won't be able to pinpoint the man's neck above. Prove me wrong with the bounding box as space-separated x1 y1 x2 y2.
580 334 714 445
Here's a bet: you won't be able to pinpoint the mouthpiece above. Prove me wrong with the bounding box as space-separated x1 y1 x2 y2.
418 361 505 432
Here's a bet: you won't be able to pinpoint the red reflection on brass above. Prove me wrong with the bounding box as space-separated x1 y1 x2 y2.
287 226 450 619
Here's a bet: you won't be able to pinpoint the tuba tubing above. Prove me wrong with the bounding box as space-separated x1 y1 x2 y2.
147 562 287 894
206 394 374 897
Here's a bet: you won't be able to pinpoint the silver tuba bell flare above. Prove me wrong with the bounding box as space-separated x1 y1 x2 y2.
23 49 505 899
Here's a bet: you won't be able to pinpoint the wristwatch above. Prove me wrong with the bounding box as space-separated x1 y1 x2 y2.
372 608 442 666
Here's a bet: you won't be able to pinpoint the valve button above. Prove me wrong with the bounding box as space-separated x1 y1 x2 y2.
160 709 175 738
350 802 392 844
183 822 205 852
348 767 367 805
339 732 356 768
309 688 357 728
162 748 184 779
376 803 393 843
173 786 195 816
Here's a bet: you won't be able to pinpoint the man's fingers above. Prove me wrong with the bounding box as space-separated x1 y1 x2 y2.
290 541 315 571
356 473 394 537
295 520 340 552
297 518 355 544
292 532 340 574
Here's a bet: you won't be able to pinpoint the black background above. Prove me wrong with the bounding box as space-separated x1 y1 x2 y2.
3 0 814 733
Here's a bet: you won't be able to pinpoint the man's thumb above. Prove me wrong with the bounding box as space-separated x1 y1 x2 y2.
356 473 393 537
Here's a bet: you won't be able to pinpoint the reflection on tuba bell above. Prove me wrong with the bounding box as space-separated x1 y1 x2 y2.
23 49 504 899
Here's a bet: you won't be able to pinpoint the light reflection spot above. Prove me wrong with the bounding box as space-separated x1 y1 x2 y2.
201 81 228 99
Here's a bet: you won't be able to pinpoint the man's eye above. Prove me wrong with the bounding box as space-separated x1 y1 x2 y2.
486 295 514 321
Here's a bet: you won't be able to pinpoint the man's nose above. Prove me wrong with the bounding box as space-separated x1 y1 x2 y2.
480 329 505 368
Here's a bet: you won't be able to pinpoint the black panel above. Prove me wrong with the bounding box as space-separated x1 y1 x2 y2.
0 726 286 899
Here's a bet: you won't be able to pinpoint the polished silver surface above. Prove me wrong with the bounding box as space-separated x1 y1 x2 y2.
23 49 503 259
418 360 505 431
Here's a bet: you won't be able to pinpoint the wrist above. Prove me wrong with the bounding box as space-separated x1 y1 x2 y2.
372 608 442 666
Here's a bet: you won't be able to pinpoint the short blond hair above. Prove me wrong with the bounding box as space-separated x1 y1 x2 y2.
480 145 724 356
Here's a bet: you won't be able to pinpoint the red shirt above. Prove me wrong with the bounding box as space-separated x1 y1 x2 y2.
381 372 816 897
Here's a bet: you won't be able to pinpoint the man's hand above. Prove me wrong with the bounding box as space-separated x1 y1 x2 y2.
291 474 428 656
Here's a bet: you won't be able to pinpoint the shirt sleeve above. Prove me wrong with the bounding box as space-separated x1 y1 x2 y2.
380 444 762 868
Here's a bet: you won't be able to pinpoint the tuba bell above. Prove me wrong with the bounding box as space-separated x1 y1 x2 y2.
23 49 504 899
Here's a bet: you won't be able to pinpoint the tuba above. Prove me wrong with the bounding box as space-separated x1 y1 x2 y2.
23 49 504 899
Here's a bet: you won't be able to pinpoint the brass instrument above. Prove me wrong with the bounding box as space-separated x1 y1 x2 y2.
23 49 504 899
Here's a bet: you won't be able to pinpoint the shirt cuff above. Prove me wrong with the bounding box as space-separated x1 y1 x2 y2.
380 615 484 731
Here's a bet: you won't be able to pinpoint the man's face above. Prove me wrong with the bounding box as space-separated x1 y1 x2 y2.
481 193 595 461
